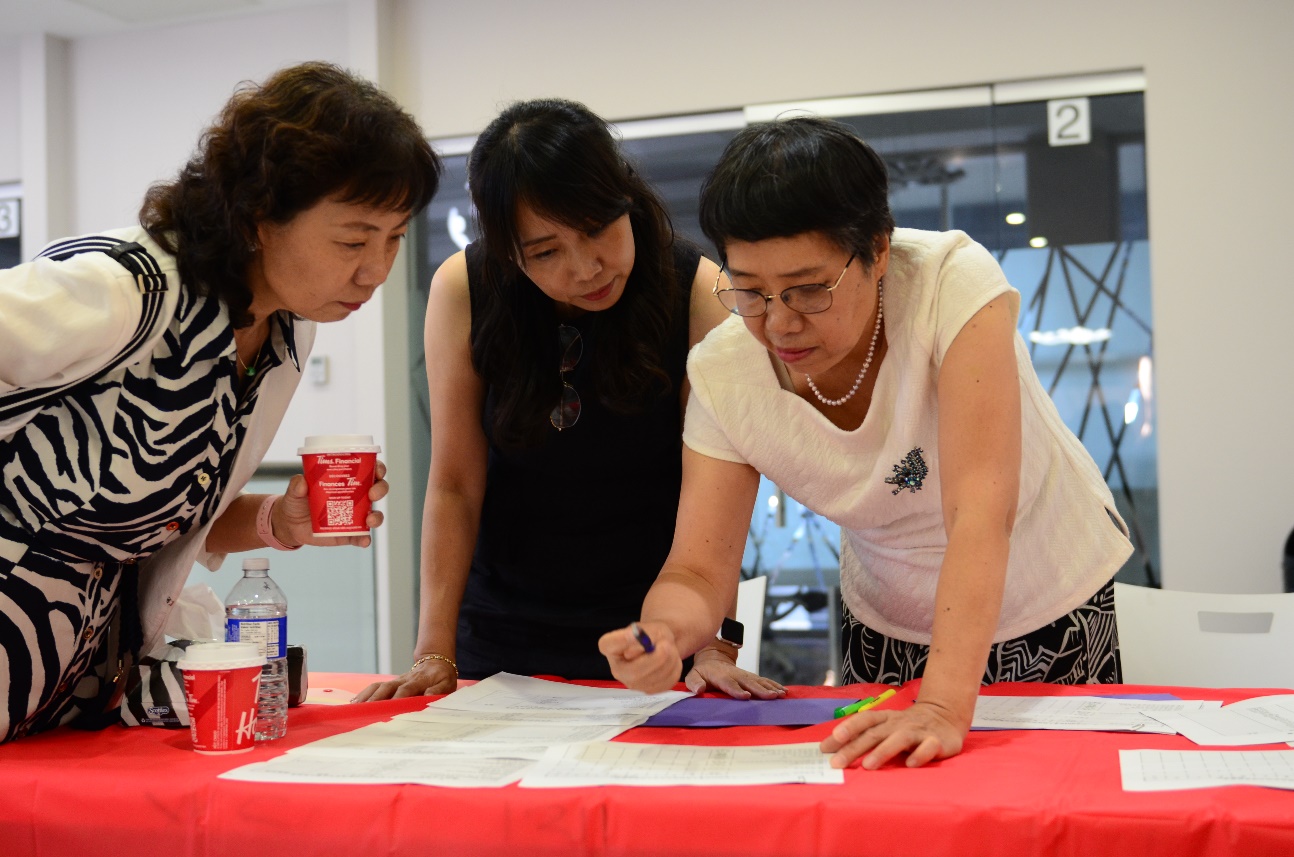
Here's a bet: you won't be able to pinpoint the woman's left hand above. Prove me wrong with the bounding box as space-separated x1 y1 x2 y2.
819 699 967 769
684 645 786 699
274 459 389 548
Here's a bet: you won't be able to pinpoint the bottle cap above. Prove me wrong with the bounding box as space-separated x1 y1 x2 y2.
242 558 270 571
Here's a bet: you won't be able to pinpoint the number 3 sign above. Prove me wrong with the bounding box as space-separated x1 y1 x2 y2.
0 198 19 239
1048 97 1091 147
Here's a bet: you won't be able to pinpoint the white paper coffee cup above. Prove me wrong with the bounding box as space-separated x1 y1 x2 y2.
297 434 382 537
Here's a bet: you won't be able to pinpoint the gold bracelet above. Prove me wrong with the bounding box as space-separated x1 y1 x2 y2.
411 652 458 678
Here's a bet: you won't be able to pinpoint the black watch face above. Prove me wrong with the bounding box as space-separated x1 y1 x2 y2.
720 617 745 647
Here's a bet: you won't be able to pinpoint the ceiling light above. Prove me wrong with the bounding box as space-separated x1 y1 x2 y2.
1005 212 1026 225
1027 327 1113 346
1138 355 1153 400
1029 236 1048 248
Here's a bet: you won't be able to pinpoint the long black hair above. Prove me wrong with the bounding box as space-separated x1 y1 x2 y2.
699 116 894 269
140 61 442 328
468 98 678 450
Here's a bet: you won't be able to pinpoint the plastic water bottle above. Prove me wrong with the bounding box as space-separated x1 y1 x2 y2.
225 558 288 741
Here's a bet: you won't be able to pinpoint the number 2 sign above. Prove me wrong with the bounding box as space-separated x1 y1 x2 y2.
1048 97 1091 147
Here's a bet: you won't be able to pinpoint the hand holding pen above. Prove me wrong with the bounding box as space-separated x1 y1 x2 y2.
598 621 683 694
630 622 655 653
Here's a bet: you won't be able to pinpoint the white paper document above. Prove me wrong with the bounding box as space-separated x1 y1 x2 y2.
425 672 690 723
971 696 1219 733
219 752 533 788
220 673 694 787
518 741 843 788
399 706 643 726
1120 749 1294 791
299 714 634 760
1148 694 1294 746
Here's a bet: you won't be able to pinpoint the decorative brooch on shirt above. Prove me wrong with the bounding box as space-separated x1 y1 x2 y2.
884 447 929 495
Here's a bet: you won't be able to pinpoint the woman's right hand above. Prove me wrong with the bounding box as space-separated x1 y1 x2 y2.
351 658 458 702
598 622 685 694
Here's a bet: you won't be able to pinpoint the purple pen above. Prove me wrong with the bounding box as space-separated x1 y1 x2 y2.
630 622 655 653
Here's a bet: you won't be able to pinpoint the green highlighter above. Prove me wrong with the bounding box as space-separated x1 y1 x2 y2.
833 696 876 718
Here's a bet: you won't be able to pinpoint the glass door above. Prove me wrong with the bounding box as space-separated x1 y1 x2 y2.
771 75 1157 590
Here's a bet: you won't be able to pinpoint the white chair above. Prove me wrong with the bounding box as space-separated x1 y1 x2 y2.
735 575 768 673
1113 582 1294 689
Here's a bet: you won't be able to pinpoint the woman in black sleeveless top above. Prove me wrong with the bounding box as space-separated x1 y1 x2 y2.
356 99 784 700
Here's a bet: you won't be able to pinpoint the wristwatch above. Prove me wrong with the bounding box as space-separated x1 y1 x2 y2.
716 617 745 649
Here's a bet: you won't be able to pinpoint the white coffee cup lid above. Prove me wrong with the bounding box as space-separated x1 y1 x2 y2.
297 434 382 454
177 641 265 671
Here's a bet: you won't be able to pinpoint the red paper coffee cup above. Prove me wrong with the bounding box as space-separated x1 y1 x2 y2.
177 642 264 755
297 434 381 537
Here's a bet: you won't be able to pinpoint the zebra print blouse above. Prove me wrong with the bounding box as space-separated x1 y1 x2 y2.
0 267 298 742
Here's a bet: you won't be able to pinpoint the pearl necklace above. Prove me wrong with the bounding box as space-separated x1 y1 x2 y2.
805 278 884 407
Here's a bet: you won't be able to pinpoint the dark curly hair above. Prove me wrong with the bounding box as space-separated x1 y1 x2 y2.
467 98 678 450
699 116 895 269
140 61 442 328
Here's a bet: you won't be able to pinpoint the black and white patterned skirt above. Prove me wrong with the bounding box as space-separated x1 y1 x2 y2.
841 579 1121 686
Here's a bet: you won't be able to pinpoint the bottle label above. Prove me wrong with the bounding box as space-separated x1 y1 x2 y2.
226 617 287 660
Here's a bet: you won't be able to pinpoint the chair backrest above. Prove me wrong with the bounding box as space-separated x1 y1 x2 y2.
735 576 768 674
1113 582 1294 689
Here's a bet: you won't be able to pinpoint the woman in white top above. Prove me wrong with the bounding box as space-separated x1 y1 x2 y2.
601 117 1132 769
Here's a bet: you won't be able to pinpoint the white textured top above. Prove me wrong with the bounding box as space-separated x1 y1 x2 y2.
684 228 1132 644
0 227 180 397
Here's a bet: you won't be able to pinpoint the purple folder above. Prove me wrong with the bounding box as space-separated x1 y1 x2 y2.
643 696 856 728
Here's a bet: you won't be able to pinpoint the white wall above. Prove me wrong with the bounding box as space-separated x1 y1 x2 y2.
67 7 348 232
391 0 1294 594
50 6 371 464
0 38 18 181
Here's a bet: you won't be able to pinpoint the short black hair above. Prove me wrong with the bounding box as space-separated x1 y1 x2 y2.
699 116 895 269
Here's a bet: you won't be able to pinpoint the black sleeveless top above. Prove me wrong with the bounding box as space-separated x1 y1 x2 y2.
459 240 703 680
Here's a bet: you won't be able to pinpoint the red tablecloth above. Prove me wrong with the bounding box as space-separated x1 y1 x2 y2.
2 678 1292 857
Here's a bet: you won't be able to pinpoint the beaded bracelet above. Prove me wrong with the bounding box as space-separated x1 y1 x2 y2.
412 652 458 678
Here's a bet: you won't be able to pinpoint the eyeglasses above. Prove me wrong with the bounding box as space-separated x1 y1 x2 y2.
549 323 582 430
713 254 856 318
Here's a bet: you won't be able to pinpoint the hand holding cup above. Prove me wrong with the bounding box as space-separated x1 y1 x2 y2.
282 435 388 548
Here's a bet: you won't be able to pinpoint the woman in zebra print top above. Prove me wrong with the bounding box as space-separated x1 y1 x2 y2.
0 62 442 743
